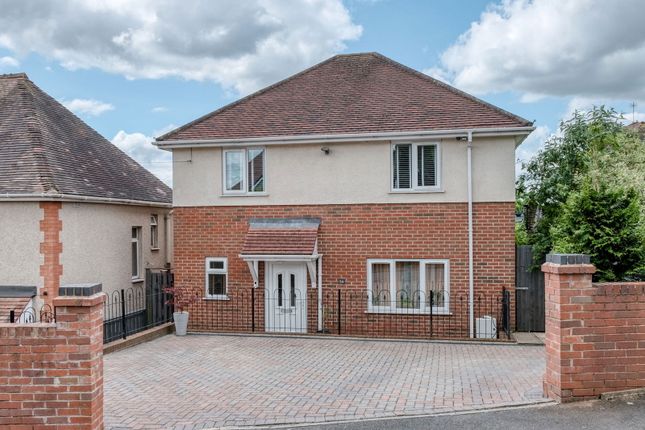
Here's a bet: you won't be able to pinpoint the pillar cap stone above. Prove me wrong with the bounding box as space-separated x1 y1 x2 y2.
546 254 590 265
59 283 102 297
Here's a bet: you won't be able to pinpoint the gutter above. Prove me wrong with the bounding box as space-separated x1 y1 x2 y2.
0 193 172 208
154 126 535 150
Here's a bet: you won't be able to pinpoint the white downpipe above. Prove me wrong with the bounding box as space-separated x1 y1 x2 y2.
317 256 323 332
467 131 475 338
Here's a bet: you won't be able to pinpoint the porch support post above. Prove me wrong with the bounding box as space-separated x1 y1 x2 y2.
317 255 323 332
246 260 259 287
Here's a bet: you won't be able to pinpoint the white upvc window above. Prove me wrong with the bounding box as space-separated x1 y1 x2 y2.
391 142 441 191
367 259 449 314
205 258 228 299
223 147 266 194
150 214 159 249
131 227 142 280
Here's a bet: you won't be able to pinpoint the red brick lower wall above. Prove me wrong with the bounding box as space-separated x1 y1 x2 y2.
0 293 105 429
543 262 645 402
175 202 515 338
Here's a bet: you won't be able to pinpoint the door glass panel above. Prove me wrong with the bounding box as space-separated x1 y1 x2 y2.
277 274 283 307
290 274 296 307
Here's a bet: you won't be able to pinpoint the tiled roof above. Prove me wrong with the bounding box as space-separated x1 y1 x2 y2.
0 73 171 204
241 219 320 256
158 52 532 142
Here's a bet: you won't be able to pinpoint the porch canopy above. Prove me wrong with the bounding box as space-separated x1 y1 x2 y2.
239 218 321 288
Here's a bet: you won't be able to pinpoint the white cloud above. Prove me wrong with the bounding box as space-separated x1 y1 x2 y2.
111 130 172 185
434 0 645 100
564 97 645 124
0 0 361 94
0 56 19 68
62 98 114 116
151 106 167 113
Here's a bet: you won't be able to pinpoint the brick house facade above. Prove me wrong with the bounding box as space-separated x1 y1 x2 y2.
157 53 533 339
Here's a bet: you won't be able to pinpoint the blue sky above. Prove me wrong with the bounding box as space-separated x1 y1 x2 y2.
1 0 643 184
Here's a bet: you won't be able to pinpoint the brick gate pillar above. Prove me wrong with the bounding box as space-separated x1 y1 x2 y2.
542 254 596 402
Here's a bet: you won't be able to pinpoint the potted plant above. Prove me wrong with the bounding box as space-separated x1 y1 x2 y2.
164 286 200 336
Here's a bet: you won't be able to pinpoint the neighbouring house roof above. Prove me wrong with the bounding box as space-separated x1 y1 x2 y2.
158 52 532 143
241 218 320 256
626 121 645 138
0 73 171 205
0 285 36 322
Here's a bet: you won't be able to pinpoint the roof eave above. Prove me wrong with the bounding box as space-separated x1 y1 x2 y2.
0 193 172 208
154 126 535 150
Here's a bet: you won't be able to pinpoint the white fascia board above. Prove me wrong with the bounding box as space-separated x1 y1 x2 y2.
155 127 535 150
0 193 172 208
240 254 320 262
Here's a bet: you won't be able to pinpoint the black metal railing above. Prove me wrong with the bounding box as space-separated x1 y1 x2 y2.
8 303 55 323
103 269 174 343
190 287 512 341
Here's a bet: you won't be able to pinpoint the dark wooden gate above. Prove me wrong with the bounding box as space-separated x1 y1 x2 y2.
515 245 545 332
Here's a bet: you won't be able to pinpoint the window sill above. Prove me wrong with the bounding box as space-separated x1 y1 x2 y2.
150 247 160 252
220 192 269 197
389 189 444 194
203 296 230 301
131 278 144 284
365 309 452 316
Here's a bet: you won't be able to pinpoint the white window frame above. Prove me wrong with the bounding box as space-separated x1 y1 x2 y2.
390 142 441 192
131 227 142 281
150 214 159 250
366 258 450 314
222 147 267 195
205 257 228 300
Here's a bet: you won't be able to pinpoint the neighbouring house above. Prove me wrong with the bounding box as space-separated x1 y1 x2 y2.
156 53 534 339
0 73 172 320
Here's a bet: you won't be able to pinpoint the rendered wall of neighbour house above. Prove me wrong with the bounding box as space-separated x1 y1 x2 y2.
60 202 171 297
542 260 645 402
0 202 43 288
0 292 105 428
172 137 516 337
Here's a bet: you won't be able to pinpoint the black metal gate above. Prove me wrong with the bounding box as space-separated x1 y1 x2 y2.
103 269 174 343
515 245 545 332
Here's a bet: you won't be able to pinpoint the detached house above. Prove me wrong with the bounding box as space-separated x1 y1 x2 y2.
0 73 172 319
156 53 533 338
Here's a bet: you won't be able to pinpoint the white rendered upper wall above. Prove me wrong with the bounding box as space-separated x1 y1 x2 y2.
172 137 516 207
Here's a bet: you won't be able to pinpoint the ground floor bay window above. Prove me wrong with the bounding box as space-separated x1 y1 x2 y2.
367 259 449 314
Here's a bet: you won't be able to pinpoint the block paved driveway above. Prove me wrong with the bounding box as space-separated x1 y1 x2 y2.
104 335 546 429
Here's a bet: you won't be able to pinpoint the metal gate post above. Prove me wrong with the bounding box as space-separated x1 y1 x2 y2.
120 289 127 340
337 289 341 335
251 288 255 332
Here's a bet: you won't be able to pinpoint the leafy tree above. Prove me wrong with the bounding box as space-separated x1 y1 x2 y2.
551 183 643 281
517 106 625 264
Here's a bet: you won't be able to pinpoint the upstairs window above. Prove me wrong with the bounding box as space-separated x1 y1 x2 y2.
392 143 439 191
150 214 159 249
131 227 142 280
223 148 265 194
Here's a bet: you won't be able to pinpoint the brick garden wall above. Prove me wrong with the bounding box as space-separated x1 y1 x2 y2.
174 202 515 338
0 292 105 429
543 256 645 402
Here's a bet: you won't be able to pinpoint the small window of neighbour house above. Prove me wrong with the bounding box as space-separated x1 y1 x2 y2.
205 258 228 299
367 259 449 313
223 148 265 194
131 227 142 280
392 143 439 191
150 214 159 249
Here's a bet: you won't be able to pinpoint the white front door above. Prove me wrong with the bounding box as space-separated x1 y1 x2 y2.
265 262 307 333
